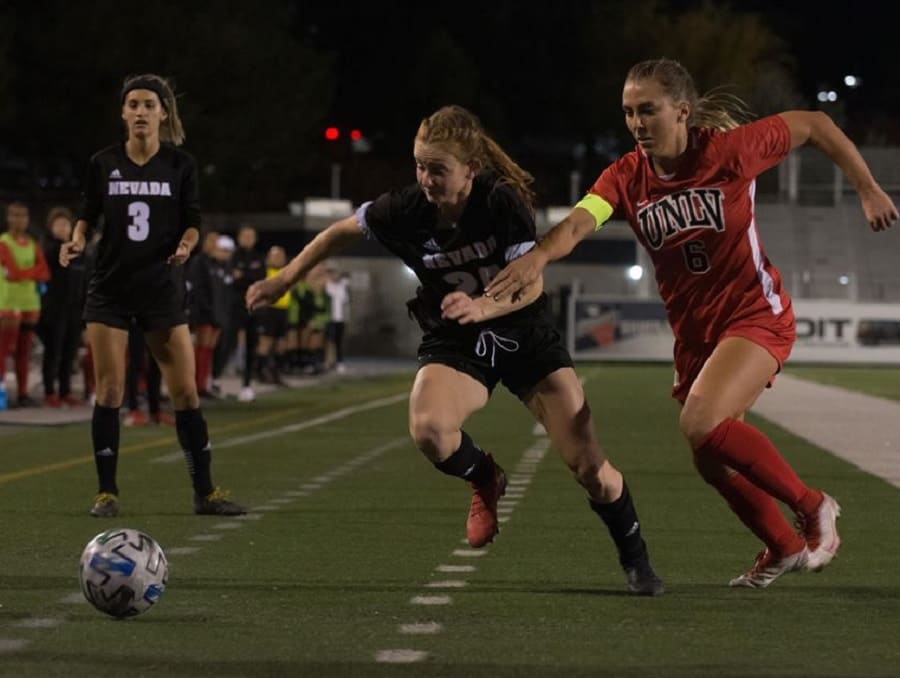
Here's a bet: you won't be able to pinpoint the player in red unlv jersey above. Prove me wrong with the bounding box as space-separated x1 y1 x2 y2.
487 58 898 588
60 74 244 519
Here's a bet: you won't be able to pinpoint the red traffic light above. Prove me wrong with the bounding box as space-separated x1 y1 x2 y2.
324 127 340 141
350 129 363 141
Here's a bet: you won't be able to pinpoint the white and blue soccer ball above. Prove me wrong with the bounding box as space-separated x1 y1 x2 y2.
79 528 168 618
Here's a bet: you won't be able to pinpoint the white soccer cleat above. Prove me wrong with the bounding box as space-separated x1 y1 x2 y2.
729 547 809 588
797 493 842 572
238 386 255 402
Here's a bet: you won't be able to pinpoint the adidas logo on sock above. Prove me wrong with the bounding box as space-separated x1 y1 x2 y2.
95 447 115 457
625 521 640 537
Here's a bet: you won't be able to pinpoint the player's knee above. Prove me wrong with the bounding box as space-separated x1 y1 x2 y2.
167 380 199 410
678 406 720 450
94 384 123 407
409 415 455 459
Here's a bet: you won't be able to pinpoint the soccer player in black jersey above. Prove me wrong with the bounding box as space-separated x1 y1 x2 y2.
59 73 244 518
248 105 663 595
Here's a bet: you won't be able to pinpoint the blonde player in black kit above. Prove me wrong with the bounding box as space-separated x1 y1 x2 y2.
248 105 663 595
60 74 245 518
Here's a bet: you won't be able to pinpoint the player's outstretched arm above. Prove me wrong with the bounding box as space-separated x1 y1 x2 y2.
246 215 363 310
779 110 898 231
441 276 544 325
485 207 596 301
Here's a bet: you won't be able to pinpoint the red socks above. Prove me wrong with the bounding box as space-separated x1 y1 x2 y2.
195 345 213 393
0 324 17 383
695 459 804 555
696 418 822 515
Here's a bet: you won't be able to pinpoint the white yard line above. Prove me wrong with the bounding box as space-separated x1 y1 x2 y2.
152 393 407 463
379 437 552 666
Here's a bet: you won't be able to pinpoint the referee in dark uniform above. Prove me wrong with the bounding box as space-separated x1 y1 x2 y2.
248 105 663 595
60 73 244 518
226 224 266 401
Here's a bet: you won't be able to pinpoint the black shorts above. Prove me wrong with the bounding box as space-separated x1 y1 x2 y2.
258 307 288 339
83 290 187 332
418 322 574 401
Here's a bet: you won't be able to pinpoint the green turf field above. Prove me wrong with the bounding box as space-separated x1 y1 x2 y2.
0 365 898 677
785 365 900 402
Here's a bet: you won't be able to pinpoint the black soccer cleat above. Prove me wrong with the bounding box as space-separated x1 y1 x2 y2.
193 487 247 516
624 555 665 596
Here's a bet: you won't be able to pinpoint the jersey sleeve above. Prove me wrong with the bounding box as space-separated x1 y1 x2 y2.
715 116 792 179
587 164 622 212
357 191 393 242
180 153 202 232
489 184 537 262
584 164 626 226
77 155 104 228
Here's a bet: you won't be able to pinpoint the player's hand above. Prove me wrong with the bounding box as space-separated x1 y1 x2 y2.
441 291 485 325
483 249 547 302
860 186 899 231
167 240 193 266
59 234 86 268
246 276 288 311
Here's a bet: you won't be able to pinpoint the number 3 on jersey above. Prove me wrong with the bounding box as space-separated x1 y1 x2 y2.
127 201 150 242
682 240 710 274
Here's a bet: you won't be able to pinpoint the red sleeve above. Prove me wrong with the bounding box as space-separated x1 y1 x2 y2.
29 246 50 282
713 115 792 179
0 243 14 280
0 241 50 282
587 162 624 217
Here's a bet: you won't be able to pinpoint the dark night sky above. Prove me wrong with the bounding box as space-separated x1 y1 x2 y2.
2 0 896 209
739 0 895 112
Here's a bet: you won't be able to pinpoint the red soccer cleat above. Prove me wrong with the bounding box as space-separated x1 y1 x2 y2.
61 394 84 407
151 411 176 426
123 409 149 426
44 393 63 408
466 455 507 548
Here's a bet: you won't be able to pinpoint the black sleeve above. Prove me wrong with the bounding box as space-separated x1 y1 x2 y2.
186 255 213 319
489 185 537 262
181 153 202 232
77 155 103 228
247 252 267 285
360 191 394 242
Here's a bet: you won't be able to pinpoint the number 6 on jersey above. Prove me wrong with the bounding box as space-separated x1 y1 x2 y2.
682 240 710 274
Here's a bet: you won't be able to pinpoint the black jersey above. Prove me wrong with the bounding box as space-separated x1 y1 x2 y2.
78 142 200 304
358 172 546 334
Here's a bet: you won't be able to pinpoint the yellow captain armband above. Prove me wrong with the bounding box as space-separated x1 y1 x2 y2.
574 194 613 231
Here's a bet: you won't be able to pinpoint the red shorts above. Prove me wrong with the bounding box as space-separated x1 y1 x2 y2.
671 315 795 404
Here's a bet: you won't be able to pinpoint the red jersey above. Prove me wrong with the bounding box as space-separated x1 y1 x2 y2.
589 115 793 345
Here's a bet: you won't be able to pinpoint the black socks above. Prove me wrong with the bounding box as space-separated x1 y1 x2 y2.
433 431 494 486
175 408 214 497
92 405 120 494
589 481 648 568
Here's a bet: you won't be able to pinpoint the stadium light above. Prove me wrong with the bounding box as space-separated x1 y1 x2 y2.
626 265 643 281
844 75 861 88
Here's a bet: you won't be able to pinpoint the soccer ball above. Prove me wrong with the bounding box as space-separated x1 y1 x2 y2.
79 528 168 618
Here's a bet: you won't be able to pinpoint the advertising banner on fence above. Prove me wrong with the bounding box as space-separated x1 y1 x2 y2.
568 296 900 364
